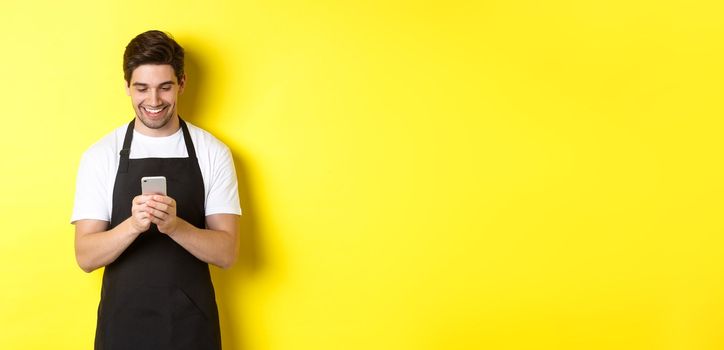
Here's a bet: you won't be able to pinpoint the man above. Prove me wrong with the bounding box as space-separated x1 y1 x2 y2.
71 30 241 350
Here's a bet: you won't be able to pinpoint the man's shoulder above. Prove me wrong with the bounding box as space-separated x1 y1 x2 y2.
80 124 127 161
185 121 230 153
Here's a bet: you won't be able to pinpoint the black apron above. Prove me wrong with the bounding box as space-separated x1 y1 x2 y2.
95 118 222 350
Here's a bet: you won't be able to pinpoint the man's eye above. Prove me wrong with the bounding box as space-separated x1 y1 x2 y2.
136 88 147 92
162 86 172 91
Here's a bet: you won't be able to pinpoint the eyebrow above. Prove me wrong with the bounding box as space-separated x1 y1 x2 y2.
132 81 176 87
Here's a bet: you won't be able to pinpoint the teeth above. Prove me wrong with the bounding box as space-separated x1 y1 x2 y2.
144 107 163 113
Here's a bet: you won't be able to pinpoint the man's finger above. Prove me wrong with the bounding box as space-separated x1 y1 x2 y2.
147 201 170 213
152 195 175 206
133 195 152 205
150 207 169 221
150 215 166 225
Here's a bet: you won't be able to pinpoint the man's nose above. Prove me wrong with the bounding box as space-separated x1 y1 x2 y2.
149 90 161 106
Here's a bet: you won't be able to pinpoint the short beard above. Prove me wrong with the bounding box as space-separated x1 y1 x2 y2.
137 107 174 130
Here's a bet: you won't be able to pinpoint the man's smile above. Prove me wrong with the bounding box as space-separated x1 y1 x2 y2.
142 105 167 116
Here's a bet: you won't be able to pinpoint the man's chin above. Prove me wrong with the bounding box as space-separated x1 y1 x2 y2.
138 114 173 130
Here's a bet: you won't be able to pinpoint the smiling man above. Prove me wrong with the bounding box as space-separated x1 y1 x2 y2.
71 30 241 350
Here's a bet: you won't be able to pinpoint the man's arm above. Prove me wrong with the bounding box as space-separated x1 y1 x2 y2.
76 194 239 271
146 195 239 269
166 214 240 269
74 195 153 273
74 219 143 273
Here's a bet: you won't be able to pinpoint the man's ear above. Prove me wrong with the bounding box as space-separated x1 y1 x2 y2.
125 81 131 96
178 74 186 95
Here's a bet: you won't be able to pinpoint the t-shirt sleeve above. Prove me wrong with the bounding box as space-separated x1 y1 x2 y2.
205 143 242 216
71 149 111 224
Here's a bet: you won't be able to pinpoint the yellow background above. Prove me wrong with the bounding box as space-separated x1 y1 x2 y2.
1 0 724 349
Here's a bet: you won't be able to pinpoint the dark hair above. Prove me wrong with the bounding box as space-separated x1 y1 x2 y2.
123 30 184 86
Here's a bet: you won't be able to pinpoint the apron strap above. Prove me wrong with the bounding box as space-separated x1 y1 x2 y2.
118 117 195 173
179 117 197 160
118 119 135 174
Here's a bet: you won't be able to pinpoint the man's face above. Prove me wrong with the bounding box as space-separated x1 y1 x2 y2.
126 64 185 133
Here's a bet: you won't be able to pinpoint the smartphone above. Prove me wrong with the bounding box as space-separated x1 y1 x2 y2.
141 176 167 196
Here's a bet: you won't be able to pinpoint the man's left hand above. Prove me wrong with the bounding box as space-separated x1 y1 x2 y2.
146 195 181 235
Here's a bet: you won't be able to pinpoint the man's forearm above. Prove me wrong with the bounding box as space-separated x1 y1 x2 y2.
75 219 141 273
167 219 238 269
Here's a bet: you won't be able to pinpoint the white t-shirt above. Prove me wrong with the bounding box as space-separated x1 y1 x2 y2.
71 121 241 224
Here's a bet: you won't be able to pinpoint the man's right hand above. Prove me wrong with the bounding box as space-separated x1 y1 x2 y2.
74 195 158 272
130 194 153 234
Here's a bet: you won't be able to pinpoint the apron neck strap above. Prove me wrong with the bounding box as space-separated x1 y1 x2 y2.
179 117 197 160
118 119 134 174
117 116 196 174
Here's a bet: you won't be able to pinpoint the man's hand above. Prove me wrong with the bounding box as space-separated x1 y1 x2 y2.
131 195 239 269
74 195 156 272
145 195 181 235
131 195 153 234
